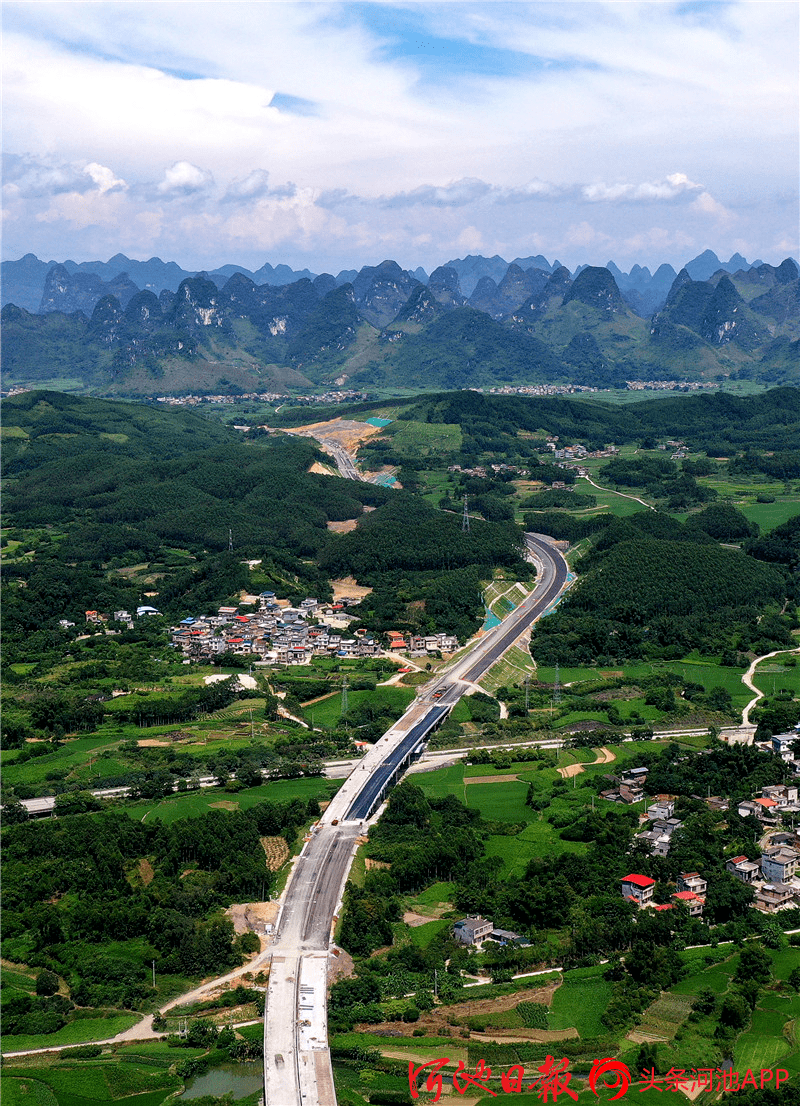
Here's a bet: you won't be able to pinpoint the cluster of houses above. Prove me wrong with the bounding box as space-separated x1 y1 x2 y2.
609 765 800 914
167 592 459 666
155 389 367 407
621 872 708 917
547 441 620 462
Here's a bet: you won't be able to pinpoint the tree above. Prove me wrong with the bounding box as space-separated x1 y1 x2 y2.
1 798 30 824
718 994 749 1030
35 970 60 997
735 943 772 985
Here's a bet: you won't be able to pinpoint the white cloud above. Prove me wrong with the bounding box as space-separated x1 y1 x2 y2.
156 161 213 197
582 174 703 203
1 2 796 272
84 162 127 194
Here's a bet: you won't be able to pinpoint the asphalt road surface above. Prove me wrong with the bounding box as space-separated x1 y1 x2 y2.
263 534 569 1105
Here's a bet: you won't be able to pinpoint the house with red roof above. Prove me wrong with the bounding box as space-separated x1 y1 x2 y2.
726 855 760 883
620 874 655 906
672 890 705 917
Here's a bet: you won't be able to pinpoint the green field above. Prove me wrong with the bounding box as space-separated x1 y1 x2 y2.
751 654 800 697
549 970 613 1038
2 1014 140 1053
386 419 462 457
735 1005 794 1071
125 776 341 824
739 499 800 532
302 686 415 729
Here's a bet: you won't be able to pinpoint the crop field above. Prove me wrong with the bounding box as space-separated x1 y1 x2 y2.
734 1005 794 1071
415 762 466 801
463 779 532 821
549 971 613 1038
1 967 38 992
634 991 694 1042
125 776 341 823
1 1062 179 1106
672 953 738 995
301 685 415 729
3 1014 140 1053
751 654 800 697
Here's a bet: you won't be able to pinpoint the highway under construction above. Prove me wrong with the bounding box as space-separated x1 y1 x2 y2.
263 533 570 1106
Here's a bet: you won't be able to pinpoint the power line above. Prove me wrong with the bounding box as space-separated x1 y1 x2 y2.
462 495 470 532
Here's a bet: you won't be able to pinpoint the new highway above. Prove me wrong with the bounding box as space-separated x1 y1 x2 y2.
263 534 569 1106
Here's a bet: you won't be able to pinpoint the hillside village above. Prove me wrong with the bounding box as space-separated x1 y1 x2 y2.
167 592 458 665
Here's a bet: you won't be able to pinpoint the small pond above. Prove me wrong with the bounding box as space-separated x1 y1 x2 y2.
182 1062 264 1100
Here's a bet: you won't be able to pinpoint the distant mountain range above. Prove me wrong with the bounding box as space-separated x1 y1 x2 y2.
2 251 797 395
1 248 775 317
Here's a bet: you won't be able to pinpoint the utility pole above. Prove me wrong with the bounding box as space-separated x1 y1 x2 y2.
462 495 470 532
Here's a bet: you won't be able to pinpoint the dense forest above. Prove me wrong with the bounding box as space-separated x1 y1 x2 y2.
2 798 314 1030
395 387 800 455
530 509 791 665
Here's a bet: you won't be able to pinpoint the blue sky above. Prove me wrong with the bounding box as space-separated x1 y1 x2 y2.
2 1 797 275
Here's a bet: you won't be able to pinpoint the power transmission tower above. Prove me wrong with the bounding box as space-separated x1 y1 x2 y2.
552 662 561 706
341 676 349 716
462 495 470 532
228 528 233 552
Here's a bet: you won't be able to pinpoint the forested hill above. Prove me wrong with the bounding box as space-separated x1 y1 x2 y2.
395 387 800 454
530 510 792 666
1 391 526 651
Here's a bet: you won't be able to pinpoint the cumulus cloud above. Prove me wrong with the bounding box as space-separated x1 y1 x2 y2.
692 191 734 224
156 161 214 196
582 174 703 203
84 162 127 194
378 178 493 209
222 169 296 203
3 154 92 198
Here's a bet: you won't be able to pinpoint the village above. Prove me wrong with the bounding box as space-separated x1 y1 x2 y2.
166 591 459 666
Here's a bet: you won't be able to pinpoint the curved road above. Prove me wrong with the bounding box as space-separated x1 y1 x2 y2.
263 535 569 1106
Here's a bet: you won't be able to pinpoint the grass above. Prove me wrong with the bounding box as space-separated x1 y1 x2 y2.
480 646 537 693
407 881 456 910
385 419 462 458
751 654 800 698
549 971 613 1038
405 919 451 950
2 1015 140 1053
124 776 341 824
302 686 415 729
